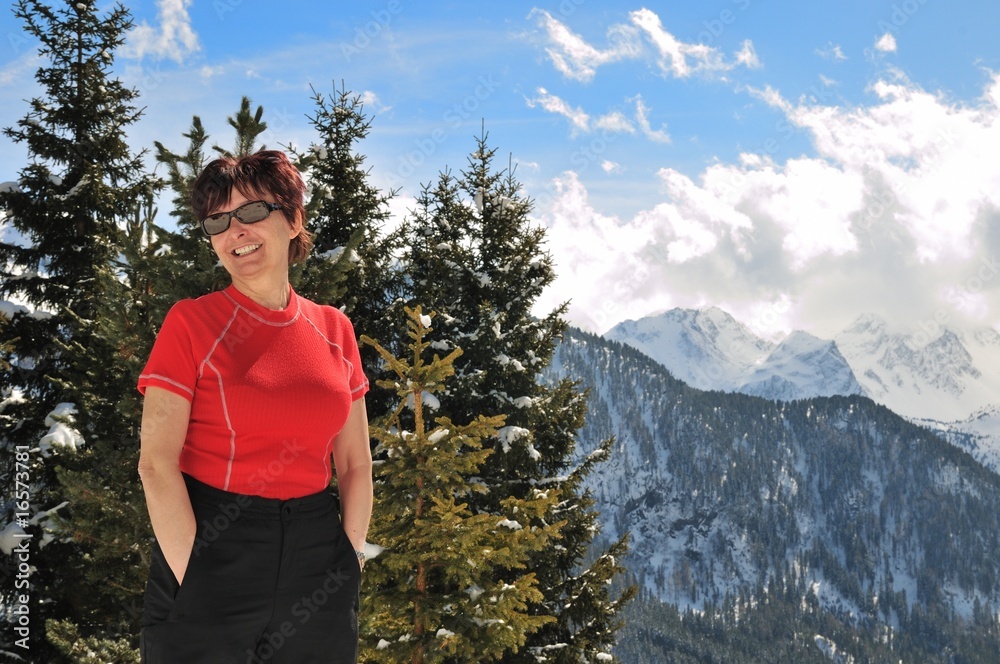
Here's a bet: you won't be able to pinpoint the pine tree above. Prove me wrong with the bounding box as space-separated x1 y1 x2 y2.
0 0 156 659
398 131 634 662
359 307 561 662
152 97 282 304
289 83 406 415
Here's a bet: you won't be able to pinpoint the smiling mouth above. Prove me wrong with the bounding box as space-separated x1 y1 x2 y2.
233 244 261 257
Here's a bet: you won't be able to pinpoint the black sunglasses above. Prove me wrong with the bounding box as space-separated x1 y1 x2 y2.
200 200 282 236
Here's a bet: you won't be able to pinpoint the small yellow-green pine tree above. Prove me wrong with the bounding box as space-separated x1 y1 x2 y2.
359 307 562 663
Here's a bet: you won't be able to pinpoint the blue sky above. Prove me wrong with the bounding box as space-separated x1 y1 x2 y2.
2 1 1000 340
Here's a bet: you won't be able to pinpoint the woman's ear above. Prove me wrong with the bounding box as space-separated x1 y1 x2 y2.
287 211 303 239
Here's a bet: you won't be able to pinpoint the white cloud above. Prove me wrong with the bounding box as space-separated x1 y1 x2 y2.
595 111 635 133
525 93 671 143
875 33 898 53
632 95 670 144
735 40 761 69
200 65 224 79
601 160 622 174
536 172 670 332
533 8 757 81
817 43 847 61
529 9 640 82
0 51 42 87
122 0 199 63
360 90 391 113
535 73 1000 336
525 88 590 133
746 84 793 114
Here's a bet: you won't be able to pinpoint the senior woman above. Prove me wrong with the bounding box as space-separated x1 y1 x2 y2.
136 150 372 663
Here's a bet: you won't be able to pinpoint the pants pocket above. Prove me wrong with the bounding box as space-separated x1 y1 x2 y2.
141 539 181 628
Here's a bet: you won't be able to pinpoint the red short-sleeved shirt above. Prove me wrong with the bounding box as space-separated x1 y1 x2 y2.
138 285 368 499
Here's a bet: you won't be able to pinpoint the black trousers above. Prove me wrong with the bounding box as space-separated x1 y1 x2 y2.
140 474 361 663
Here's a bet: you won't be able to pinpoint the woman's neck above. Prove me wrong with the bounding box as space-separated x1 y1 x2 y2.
230 276 291 310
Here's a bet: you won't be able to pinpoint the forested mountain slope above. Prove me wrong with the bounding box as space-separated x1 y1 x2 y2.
547 327 1000 661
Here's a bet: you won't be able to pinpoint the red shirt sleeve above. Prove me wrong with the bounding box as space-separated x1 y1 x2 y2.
339 312 369 400
137 301 198 401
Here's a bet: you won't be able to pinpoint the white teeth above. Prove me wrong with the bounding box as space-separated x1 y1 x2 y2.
234 244 261 256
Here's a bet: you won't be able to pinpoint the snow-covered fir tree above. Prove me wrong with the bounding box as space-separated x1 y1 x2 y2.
290 84 407 415
360 307 561 662
0 0 156 659
398 132 634 662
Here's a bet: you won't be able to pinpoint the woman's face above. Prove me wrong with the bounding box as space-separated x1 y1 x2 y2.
208 188 298 286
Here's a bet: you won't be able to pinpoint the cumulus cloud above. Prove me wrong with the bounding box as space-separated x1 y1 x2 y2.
875 33 898 53
532 7 758 81
735 40 761 69
535 74 1000 337
122 0 199 63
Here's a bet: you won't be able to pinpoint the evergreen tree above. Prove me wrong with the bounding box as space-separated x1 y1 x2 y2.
399 131 634 661
289 83 406 415
152 97 282 304
0 0 156 659
360 307 561 662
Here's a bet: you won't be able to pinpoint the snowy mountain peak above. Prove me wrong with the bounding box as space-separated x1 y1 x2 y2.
606 305 1000 463
739 331 867 401
835 317 1000 422
606 309 864 402
842 312 889 336
604 307 773 391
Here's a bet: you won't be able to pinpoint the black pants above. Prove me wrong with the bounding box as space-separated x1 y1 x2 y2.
140 474 361 663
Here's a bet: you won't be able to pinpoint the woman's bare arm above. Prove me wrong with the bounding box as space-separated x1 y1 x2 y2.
331 397 374 566
137 386 196 584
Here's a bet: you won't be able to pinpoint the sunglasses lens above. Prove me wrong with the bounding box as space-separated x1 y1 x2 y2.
235 201 269 224
200 201 275 236
202 213 231 236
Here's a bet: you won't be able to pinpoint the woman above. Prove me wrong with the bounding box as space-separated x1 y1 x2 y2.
136 150 372 663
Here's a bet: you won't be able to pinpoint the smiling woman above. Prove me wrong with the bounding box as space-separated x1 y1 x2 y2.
136 150 373 663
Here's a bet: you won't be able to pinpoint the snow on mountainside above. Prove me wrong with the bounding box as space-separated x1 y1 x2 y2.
606 307 1000 472
834 314 1000 471
603 307 773 392
546 327 1000 630
835 314 1000 422
739 330 867 401
911 405 1000 474
605 308 865 402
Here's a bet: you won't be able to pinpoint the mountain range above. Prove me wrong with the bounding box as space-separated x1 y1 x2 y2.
545 325 1000 661
604 307 1000 472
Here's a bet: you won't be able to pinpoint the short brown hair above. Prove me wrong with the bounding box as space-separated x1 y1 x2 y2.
190 150 314 264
